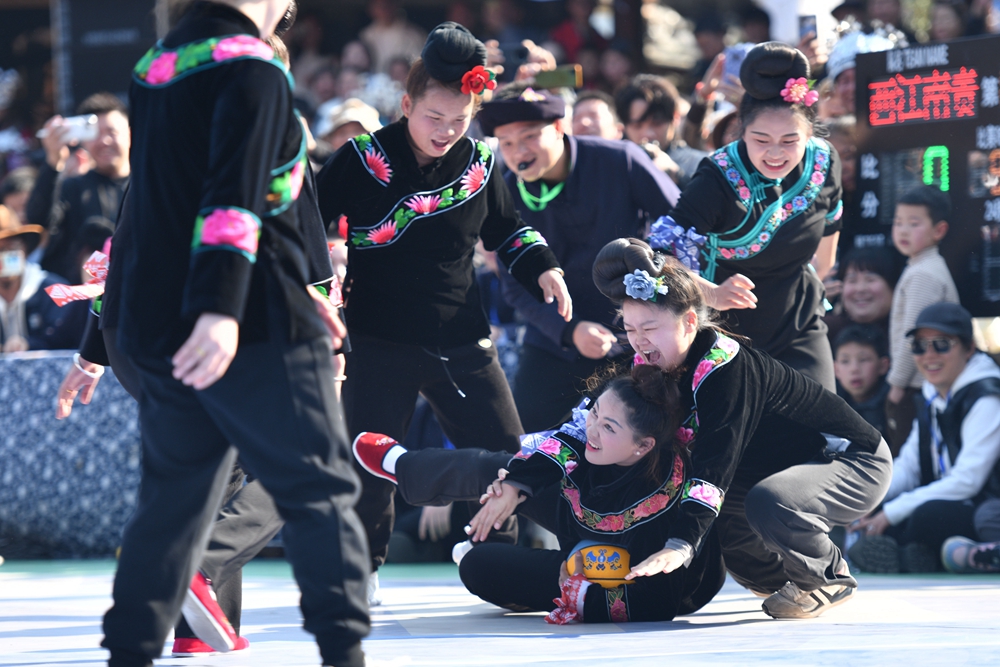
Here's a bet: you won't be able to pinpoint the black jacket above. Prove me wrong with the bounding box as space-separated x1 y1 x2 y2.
316 120 560 348
113 2 326 357
668 329 882 549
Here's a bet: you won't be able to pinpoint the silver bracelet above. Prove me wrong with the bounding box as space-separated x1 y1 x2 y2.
73 352 105 379
332 375 347 382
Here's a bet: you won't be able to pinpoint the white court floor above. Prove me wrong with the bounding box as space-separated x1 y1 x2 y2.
1 560 999 667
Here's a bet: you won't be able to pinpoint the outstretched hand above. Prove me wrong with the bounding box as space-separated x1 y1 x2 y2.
538 269 573 322
625 547 687 579
707 274 757 311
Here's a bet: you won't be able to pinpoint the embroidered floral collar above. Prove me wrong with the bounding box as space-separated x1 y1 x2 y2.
348 138 494 249
134 34 292 89
706 138 831 267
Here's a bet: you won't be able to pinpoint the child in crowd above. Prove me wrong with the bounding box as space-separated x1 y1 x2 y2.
824 246 899 347
886 186 959 458
850 303 1000 573
833 324 891 442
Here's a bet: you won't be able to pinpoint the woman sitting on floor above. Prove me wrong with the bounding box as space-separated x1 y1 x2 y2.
352 363 726 624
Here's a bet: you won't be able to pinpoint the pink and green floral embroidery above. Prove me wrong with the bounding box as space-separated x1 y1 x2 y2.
350 139 493 248
192 207 261 261
560 452 684 533
266 135 308 216
606 585 629 622
675 333 739 450
134 35 288 88
709 139 831 263
353 134 393 186
681 478 724 514
515 437 579 474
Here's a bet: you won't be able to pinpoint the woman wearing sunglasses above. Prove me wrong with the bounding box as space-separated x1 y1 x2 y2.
849 302 1000 573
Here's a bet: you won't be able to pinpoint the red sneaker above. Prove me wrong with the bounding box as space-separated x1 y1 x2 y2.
172 636 249 657
180 572 237 652
352 432 399 484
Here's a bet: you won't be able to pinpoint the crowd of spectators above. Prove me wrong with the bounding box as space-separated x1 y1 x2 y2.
0 0 999 572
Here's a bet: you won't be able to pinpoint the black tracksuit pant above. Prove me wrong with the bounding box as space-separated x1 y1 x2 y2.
103 327 265 641
342 332 523 568
100 333 370 667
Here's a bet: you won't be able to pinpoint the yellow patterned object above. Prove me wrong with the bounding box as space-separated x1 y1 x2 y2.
567 544 633 589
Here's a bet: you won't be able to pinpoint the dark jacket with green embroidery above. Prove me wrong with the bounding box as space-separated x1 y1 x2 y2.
671 139 842 357
114 2 324 356
505 419 723 622
669 329 883 550
316 120 560 347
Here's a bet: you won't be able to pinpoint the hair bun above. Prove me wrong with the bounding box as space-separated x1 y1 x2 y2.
739 42 810 101
592 238 663 304
630 364 678 411
421 22 487 83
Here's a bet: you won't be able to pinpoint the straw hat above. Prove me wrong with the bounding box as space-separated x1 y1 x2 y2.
0 205 45 254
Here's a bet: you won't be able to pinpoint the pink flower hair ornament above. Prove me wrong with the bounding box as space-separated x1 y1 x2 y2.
780 77 819 107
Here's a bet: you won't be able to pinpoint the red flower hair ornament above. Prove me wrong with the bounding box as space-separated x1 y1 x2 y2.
461 65 497 95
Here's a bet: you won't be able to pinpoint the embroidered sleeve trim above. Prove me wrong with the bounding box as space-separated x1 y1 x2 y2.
606 584 630 623
560 452 685 534
514 435 581 475
706 138 831 264
133 35 292 89
826 199 843 224
191 206 261 262
349 139 494 249
680 478 724 515
498 226 549 271
675 332 740 450
264 113 309 218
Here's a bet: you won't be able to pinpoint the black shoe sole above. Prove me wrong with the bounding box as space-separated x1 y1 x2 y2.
900 542 939 573
847 535 900 573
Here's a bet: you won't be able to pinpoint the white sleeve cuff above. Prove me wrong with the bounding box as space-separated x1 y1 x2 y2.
664 538 694 568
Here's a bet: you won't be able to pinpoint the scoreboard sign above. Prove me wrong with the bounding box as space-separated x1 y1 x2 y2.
854 35 1000 316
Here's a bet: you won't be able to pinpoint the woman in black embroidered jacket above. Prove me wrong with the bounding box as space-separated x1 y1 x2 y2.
351 364 726 624
651 43 843 390
316 23 570 581
592 237 891 620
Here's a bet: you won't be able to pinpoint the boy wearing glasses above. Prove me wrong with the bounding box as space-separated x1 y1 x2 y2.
885 186 959 453
847 302 1000 573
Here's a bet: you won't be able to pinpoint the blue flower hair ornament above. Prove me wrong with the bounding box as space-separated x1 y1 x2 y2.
623 269 669 302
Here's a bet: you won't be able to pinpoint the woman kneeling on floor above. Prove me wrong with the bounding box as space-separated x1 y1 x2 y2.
352 363 726 623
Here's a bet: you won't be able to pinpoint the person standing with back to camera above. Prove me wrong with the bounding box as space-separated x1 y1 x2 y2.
651 42 843 390
100 1 369 665
316 22 571 604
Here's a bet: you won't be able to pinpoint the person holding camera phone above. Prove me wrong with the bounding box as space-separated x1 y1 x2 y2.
26 93 130 284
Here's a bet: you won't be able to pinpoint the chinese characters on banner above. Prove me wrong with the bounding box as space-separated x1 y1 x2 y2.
869 68 979 126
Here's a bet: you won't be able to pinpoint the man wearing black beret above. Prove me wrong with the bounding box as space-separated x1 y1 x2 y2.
478 84 681 432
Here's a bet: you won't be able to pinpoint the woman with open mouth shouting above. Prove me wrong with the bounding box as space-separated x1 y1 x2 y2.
591 238 891 619
649 42 844 392
316 22 571 602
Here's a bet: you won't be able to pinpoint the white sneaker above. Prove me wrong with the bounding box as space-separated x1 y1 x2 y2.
452 540 473 565
367 571 383 607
